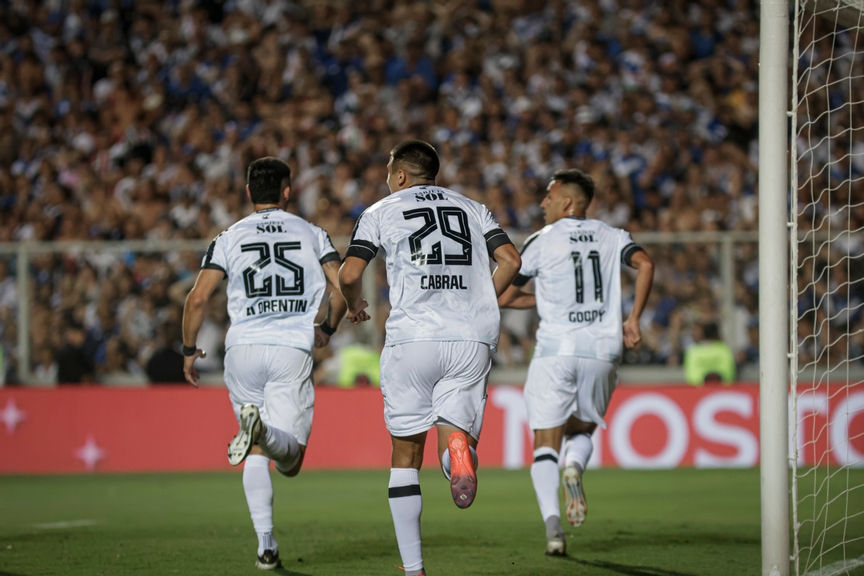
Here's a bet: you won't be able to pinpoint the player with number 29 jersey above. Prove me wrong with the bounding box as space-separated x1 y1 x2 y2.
347 185 510 349
203 208 340 353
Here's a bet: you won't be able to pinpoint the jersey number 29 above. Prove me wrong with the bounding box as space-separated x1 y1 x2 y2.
402 207 472 266
241 242 304 298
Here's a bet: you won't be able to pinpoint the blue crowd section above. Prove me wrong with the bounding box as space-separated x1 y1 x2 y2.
0 1 861 384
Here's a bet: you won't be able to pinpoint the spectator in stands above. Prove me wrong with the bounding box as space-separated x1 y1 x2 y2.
55 317 95 383
683 322 736 385
0 0 856 380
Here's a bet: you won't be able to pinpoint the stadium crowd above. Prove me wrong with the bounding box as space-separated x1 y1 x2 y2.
0 0 860 384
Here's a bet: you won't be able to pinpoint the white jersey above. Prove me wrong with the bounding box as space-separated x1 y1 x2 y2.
202 208 340 353
346 185 513 348
515 217 642 362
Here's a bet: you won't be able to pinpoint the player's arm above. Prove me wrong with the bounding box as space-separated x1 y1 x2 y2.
498 281 536 309
181 269 225 387
339 256 372 324
315 260 350 347
624 249 655 348
490 243 522 298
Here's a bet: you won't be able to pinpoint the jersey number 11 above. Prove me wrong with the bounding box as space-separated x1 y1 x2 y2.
571 250 603 303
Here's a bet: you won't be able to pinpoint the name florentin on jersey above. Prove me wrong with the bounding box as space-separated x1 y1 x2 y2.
420 275 467 290
246 299 308 316
570 232 596 243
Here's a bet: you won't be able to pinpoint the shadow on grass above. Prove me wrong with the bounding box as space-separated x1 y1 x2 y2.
273 569 312 576
566 557 699 576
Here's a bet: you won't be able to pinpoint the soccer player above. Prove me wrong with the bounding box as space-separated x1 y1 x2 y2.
339 140 522 576
498 169 654 556
181 157 357 570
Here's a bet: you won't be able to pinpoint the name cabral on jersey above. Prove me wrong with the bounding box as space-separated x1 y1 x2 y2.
420 274 467 290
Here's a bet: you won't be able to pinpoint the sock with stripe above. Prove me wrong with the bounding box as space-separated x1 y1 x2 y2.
258 422 301 471
564 433 594 474
440 445 478 480
242 455 278 555
531 447 562 536
388 468 424 575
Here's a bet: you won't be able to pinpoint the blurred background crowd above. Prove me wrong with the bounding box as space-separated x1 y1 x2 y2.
0 0 860 384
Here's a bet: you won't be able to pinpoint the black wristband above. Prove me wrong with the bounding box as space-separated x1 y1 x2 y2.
319 320 336 336
182 345 197 357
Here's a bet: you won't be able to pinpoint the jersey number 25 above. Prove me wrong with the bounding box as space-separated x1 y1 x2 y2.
241 242 305 298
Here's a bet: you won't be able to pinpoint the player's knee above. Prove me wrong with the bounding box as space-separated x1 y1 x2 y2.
275 447 305 477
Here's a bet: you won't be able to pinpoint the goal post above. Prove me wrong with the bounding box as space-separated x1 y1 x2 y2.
759 0 791 575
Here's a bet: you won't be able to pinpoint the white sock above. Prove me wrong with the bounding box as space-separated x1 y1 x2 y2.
530 447 561 523
564 433 594 472
440 445 478 480
243 455 277 556
258 422 300 471
388 468 423 573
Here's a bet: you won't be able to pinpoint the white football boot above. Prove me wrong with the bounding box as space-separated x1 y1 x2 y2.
228 404 262 466
563 465 587 527
544 536 566 556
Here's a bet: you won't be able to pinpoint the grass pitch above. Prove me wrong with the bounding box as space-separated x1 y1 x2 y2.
0 468 861 576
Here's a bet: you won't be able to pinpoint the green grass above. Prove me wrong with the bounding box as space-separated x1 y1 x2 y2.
0 468 860 576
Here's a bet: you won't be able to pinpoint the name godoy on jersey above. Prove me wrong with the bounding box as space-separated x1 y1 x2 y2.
514 218 643 362
202 208 340 353
346 185 513 348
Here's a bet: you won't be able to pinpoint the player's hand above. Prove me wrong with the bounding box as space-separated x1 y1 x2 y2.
183 349 206 388
314 325 331 348
623 318 642 348
347 299 371 324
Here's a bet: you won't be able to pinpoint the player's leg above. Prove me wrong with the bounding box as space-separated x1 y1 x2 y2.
523 355 580 556
432 341 491 509
380 343 438 576
224 346 281 570
389 432 427 576
561 357 616 528
259 346 314 476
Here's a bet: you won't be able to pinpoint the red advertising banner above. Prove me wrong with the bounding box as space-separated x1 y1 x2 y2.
0 383 861 474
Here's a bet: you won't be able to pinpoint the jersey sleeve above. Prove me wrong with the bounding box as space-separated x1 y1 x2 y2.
345 210 380 262
315 226 342 265
512 230 542 287
202 233 228 278
480 206 513 256
618 229 645 268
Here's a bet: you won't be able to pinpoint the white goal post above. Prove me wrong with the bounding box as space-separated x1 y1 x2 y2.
759 0 791 575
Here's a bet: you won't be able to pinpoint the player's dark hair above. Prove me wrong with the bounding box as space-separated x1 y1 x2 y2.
390 140 440 182
552 169 595 204
703 322 720 340
247 157 291 204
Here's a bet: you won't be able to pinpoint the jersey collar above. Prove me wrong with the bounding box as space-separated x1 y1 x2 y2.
255 207 280 213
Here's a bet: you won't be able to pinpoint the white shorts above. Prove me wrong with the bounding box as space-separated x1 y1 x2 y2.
380 341 491 440
224 345 314 446
524 355 617 431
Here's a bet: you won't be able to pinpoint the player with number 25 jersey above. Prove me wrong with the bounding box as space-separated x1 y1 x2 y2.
182 158 351 570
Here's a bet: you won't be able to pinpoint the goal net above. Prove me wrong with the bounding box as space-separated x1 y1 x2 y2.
791 0 864 574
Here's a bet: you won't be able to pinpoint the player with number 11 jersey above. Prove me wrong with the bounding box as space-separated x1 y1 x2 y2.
499 169 654 557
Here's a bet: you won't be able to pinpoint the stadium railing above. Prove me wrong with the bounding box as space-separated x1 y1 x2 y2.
2 230 855 386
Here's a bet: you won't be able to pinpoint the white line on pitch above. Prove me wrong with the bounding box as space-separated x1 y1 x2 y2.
32 519 101 530
803 554 864 576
